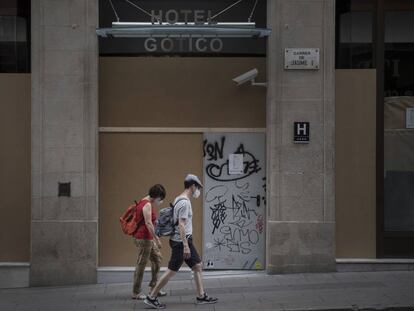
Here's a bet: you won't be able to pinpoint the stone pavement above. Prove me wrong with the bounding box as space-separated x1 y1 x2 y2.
1 271 414 311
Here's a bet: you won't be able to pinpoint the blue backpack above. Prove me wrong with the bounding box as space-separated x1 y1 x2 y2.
155 198 188 237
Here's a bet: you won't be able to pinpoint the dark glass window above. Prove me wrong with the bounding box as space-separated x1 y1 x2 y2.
336 0 375 69
0 0 30 73
383 10 414 233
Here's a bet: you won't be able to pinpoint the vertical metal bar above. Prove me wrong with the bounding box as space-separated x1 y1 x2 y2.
376 0 385 258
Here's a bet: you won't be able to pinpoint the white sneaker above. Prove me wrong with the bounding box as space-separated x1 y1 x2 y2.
149 288 168 297
131 293 146 300
158 290 167 297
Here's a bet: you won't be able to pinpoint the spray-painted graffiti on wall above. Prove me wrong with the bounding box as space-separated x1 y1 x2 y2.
203 133 266 270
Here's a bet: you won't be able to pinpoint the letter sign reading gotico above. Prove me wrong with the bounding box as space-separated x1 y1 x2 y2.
144 9 224 53
294 122 310 144
285 48 320 70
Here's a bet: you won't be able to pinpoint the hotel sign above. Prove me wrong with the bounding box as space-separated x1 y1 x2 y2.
294 122 310 144
285 48 320 70
99 1 267 55
144 9 222 52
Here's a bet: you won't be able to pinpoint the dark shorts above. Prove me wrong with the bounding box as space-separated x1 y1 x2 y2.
168 237 201 272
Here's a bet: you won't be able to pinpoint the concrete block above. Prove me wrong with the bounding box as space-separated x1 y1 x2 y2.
0 264 29 288
41 172 85 197
32 172 42 198
323 170 335 221
86 196 98 220
31 95 42 127
84 117 98 151
85 148 97 174
43 148 64 173
279 196 323 222
44 25 86 51
324 193 335 222
267 194 280 221
281 70 324 101
63 148 85 173
31 198 42 220
282 26 324 54
280 171 304 197
280 147 324 173
43 74 84 101
302 172 324 198
31 124 42 148
44 50 85 75
268 171 281 197
37 197 97 221
281 99 324 119
267 221 335 273
30 221 97 286
85 172 97 197
87 0 99 27
281 0 324 27
87 26 99 53
42 0 71 26
44 100 84 127
43 124 84 148
31 146 42 174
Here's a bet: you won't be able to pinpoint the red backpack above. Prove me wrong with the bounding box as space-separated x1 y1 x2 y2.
119 201 144 236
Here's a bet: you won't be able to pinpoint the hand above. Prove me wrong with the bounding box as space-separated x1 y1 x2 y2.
155 237 162 249
183 244 191 259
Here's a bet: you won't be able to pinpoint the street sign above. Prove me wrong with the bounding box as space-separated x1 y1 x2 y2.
285 48 320 70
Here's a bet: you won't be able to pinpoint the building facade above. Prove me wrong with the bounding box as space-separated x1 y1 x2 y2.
0 0 413 288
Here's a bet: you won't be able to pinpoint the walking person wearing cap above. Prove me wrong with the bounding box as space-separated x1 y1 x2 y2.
144 174 218 309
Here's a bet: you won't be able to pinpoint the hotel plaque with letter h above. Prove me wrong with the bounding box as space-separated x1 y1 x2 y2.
294 122 310 144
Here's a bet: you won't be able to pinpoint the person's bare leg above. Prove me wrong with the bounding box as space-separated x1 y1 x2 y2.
149 269 176 298
192 263 204 297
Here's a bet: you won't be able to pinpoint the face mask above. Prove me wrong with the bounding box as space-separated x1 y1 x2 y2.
192 188 201 199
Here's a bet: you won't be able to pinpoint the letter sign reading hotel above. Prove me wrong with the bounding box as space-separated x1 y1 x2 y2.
294 122 310 144
285 48 320 70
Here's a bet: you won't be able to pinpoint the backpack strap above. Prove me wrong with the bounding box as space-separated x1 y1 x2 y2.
172 197 189 228
134 199 148 229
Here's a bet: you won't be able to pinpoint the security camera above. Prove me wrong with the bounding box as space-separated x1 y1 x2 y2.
232 68 258 86
232 68 266 87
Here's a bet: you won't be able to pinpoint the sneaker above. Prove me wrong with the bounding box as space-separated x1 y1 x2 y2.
144 295 166 309
131 293 146 300
195 293 218 305
150 287 168 297
157 290 167 297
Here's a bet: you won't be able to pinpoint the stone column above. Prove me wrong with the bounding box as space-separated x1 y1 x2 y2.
266 0 336 273
31 0 98 285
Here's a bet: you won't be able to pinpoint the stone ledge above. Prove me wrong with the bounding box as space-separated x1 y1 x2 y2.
0 263 30 289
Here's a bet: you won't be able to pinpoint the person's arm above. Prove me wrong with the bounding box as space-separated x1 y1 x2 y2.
177 202 191 259
143 203 161 248
178 217 190 259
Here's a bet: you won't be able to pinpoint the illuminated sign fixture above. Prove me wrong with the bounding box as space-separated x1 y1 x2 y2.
96 0 271 39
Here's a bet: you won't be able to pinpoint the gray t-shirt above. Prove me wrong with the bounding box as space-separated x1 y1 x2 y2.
170 196 192 242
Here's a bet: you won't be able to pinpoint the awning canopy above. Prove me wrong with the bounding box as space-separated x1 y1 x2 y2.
96 22 271 38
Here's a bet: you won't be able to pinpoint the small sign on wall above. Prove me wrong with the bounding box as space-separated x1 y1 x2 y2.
294 122 310 143
228 153 244 175
285 48 320 70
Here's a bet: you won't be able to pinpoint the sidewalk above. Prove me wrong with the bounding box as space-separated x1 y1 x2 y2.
1 270 414 311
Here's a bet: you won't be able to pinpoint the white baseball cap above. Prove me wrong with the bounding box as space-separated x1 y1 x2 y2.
185 174 203 188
